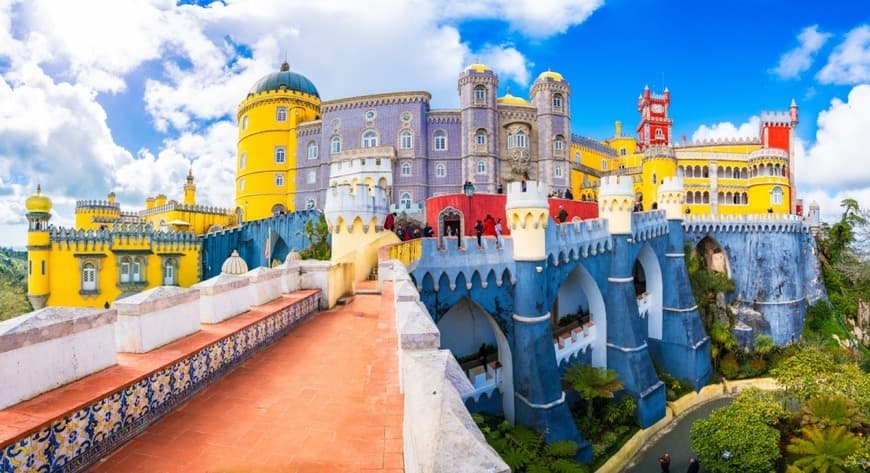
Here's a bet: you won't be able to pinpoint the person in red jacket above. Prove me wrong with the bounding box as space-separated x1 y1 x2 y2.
483 214 496 236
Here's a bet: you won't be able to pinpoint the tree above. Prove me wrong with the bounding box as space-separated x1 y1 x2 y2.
787 426 862 473
563 364 623 419
299 214 331 260
472 414 588 473
771 346 870 413
685 245 736 330
689 389 787 473
800 395 865 431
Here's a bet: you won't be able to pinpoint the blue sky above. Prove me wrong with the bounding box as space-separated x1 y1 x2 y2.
0 0 867 247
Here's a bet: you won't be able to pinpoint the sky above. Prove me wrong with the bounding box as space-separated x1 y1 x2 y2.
0 0 868 248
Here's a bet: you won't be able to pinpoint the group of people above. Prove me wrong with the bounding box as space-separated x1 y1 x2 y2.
384 212 433 241
548 188 574 200
658 453 700 473
474 214 503 248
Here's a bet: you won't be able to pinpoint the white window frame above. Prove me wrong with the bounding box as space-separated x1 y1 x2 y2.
120 258 131 283
82 263 97 291
400 192 412 208
401 162 412 176
555 166 563 177
553 94 563 110
575 151 581 163
241 115 248 130
239 177 245 191
400 130 413 149
275 173 285 187
330 135 341 153
620 148 627 156
306 170 316 184
476 160 486 174
132 259 143 283
601 159 608 170
275 146 286 164
239 152 246 169
474 85 486 104
305 199 316 210
771 186 783 205
163 258 176 286
362 130 378 148
507 133 515 149
307 141 318 160
475 130 486 146
435 163 446 178
516 131 527 148
433 130 447 151
276 106 288 122
554 137 564 151
655 128 664 139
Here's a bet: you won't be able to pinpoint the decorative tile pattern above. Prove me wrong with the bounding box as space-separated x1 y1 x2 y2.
0 292 320 473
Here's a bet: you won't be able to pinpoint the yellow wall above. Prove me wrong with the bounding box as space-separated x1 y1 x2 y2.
236 89 320 222
641 156 676 209
140 208 234 235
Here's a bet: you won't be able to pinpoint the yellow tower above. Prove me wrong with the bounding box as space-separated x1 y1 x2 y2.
25 185 52 309
641 146 677 210
505 181 550 261
747 148 790 214
237 61 321 222
183 169 196 205
598 176 634 235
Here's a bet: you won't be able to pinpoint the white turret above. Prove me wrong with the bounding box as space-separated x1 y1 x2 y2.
505 180 549 261
323 183 390 260
598 176 634 235
657 177 686 220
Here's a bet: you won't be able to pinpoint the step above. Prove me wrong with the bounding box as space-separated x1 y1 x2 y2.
336 296 355 305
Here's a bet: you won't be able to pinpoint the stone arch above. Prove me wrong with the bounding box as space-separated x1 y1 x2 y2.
438 206 463 240
694 236 731 277
554 263 607 367
438 297 515 423
634 243 664 340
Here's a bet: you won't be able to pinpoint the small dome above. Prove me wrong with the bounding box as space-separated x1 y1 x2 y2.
221 250 249 275
285 251 302 262
537 70 564 82
25 185 52 214
497 92 532 107
248 62 320 98
465 63 491 73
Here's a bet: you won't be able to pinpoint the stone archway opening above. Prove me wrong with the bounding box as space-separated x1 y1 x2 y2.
437 298 515 423
634 243 664 340
437 207 463 246
694 236 730 277
553 263 607 368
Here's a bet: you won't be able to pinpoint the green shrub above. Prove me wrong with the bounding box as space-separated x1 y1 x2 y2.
720 352 740 379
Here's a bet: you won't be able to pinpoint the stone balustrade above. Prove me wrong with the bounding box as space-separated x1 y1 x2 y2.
192 273 250 324
554 323 596 366
245 266 285 305
113 286 201 353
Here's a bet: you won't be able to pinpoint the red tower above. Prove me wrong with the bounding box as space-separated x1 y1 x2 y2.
636 85 673 150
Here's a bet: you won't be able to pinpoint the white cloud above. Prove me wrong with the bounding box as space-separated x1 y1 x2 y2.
479 45 531 85
690 116 760 142
771 25 831 80
443 0 603 38
817 25 870 85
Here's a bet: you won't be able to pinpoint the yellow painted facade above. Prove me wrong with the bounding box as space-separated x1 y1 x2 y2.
236 63 321 222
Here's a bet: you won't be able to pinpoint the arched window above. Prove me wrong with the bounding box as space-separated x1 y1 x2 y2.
766 163 774 175
620 148 627 156
239 152 246 169
120 257 131 283
163 258 177 286
702 166 709 178
475 129 487 146
575 151 581 163
307 142 318 159
330 135 341 153
400 192 412 208
132 258 143 282
655 128 664 139
687 192 694 204
362 130 378 148
400 130 413 149
275 173 284 186
601 159 608 170
241 115 248 130
82 262 96 291
476 160 486 174
435 163 446 177
276 106 287 122
271 204 286 215
742 192 748 204
741 168 747 179
554 166 563 177
239 177 245 191
717 167 723 178
433 130 447 150
694 191 702 203
771 186 783 205
474 85 487 104
552 93 563 111
782 165 787 176
516 131 527 148
554 135 564 152
717 191 724 203
507 133 515 148
703 191 710 204
305 199 316 210
401 162 411 176
274 146 286 164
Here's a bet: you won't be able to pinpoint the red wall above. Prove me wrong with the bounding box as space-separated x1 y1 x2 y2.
766 124 790 152
426 193 598 236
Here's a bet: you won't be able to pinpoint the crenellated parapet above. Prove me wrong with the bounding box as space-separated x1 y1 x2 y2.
412 238 516 292
657 176 685 220
76 199 121 211
548 218 612 262
320 91 431 114
678 136 759 147
682 213 807 234
48 223 199 251
760 110 791 126
598 176 634 235
323 183 389 233
426 110 462 124
748 148 789 162
329 157 394 188
631 210 669 242
138 201 232 217
642 145 676 160
506 181 549 261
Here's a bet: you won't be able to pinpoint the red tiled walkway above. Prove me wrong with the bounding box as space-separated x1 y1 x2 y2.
91 285 402 473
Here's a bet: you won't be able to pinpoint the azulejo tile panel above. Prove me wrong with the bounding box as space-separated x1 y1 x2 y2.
0 292 321 473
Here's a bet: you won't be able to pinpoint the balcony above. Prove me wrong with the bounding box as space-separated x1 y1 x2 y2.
460 358 502 402
389 202 424 214
553 320 596 366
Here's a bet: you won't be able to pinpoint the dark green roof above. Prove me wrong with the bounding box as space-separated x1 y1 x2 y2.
248 62 319 98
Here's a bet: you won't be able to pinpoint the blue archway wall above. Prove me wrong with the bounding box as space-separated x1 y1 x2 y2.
200 210 324 279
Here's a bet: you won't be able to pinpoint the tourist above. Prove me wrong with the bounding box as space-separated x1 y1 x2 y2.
494 218 503 247
558 205 568 223
384 212 395 231
686 457 699 473
658 452 671 472
564 188 573 200
423 223 433 237
475 219 484 248
497 183 504 194
478 343 488 372
484 214 496 236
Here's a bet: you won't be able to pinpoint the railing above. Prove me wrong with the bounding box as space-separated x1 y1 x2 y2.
385 238 423 266
463 362 501 402
554 322 596 365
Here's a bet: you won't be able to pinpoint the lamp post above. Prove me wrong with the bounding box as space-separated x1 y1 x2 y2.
463 181 475 249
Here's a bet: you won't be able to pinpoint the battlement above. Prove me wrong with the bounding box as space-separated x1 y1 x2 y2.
683 213 807 234
678 136 759 147
549 218 612 261
598 176 634 198
329 157 394 188
138 201 232 217
643 146 676 159
505 180 549 209
323 183 389 232
631 210 669 242
760 110 792 125
748 148 789 161
48 223 199 249
76 199 120 211
658 176 684 193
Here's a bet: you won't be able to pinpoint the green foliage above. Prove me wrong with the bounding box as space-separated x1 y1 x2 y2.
601 397 637 426
0 248 30 321
685 243 736 330
719 352 739 379
754 334 775 357
563 364 623 419
690 389 787 473
299 215 331 260
473 413 588 473
800 395 865 431
787 426 862 473
771 346 870 414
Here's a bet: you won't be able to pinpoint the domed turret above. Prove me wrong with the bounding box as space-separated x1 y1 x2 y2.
248 62 319 98
536 70 564 82
465 63 492 73
25 185 52 214
221 250 248 275
497 91 532 107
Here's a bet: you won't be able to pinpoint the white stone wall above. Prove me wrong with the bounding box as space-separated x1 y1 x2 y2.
114 287 201 353
0 307 117 409
281 260 302 294
246 267 285 306
193 274 251 324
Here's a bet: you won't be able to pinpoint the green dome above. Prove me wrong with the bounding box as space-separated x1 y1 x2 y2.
248 62 319 98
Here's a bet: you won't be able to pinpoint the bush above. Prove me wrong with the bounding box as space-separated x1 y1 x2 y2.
720 352 740 379
740 357 767 378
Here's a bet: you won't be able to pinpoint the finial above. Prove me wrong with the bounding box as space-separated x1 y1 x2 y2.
36 183 41 195
280 60 290 72
790 98 797 107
